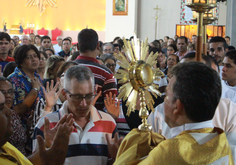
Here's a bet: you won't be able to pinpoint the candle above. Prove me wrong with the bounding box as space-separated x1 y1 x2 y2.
193 11 197 18
200 0 205 3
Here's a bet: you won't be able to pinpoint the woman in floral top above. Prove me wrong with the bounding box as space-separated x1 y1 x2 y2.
8 44 44 130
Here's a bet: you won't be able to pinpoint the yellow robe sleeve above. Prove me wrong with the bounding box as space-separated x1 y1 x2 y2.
114 128 165 165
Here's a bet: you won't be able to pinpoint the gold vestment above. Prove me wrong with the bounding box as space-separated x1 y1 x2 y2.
114 128 233 165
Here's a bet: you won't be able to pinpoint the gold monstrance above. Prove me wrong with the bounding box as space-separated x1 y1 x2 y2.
114 34 164 131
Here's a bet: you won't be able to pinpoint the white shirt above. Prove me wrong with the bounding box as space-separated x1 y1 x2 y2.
53 44 62 55
221 79 236 103
170 120 213 138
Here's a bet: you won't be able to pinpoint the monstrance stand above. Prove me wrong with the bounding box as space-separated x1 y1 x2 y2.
186 0 217 61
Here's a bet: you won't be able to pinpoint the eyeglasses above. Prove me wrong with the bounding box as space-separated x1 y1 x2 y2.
0 89 14 96
40 57 46 61
209 47 223 52
26 54 38 60
64 89 94 102
103 49 113 53
106 63 116 68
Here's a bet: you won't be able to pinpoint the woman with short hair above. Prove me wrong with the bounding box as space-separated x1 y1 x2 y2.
8 44 44 129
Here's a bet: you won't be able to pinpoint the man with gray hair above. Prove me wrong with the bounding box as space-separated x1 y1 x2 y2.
33 65 118 165
21 35 30 45
102 43 114 55
53 36 63 55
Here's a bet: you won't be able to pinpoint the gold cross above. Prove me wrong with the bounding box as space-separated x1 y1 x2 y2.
154 5 160 11
153 5 161 39
154 5 161 20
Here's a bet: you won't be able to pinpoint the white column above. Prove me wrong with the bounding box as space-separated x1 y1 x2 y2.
226 0 236 46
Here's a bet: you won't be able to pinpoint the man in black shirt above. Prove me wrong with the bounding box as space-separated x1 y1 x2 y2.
58 38 71 57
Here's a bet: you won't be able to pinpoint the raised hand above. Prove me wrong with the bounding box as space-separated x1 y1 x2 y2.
64 56 69 62
104 92 120 119
92 84 102 106
43 80 61 112
44 113 74 148
37 121 73 165
105 132 123 160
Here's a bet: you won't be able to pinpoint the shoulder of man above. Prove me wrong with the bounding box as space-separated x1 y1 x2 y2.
35 110 61 131
97 110 117 124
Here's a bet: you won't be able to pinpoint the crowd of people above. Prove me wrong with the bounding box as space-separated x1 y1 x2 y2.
0 28 236 164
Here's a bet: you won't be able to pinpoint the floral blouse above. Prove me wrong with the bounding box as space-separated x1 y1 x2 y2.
8 110 27 156
8 67 44 129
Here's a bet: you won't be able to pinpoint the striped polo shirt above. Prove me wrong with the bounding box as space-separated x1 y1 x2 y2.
32 101 117 165
74 56 118 111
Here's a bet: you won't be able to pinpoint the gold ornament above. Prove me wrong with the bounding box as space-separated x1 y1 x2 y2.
114 34 164 131
25 0 57 15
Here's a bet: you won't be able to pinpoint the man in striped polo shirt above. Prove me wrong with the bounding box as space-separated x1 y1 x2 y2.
33 65 117 165
74 29 118 111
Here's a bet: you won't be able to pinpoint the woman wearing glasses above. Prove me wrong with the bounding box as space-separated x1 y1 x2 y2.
0 77 28 155
104 55 116 74
8 44 44 131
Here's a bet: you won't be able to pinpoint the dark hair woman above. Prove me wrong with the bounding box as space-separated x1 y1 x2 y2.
8 44 44 130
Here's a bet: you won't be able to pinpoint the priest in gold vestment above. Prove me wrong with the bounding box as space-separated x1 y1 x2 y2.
114 62 233 165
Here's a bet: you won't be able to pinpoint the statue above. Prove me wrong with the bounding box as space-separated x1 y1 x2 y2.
19 23 24 34
3 22 7 33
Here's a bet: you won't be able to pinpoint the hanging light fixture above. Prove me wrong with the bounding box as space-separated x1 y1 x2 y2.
186 0 217 61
